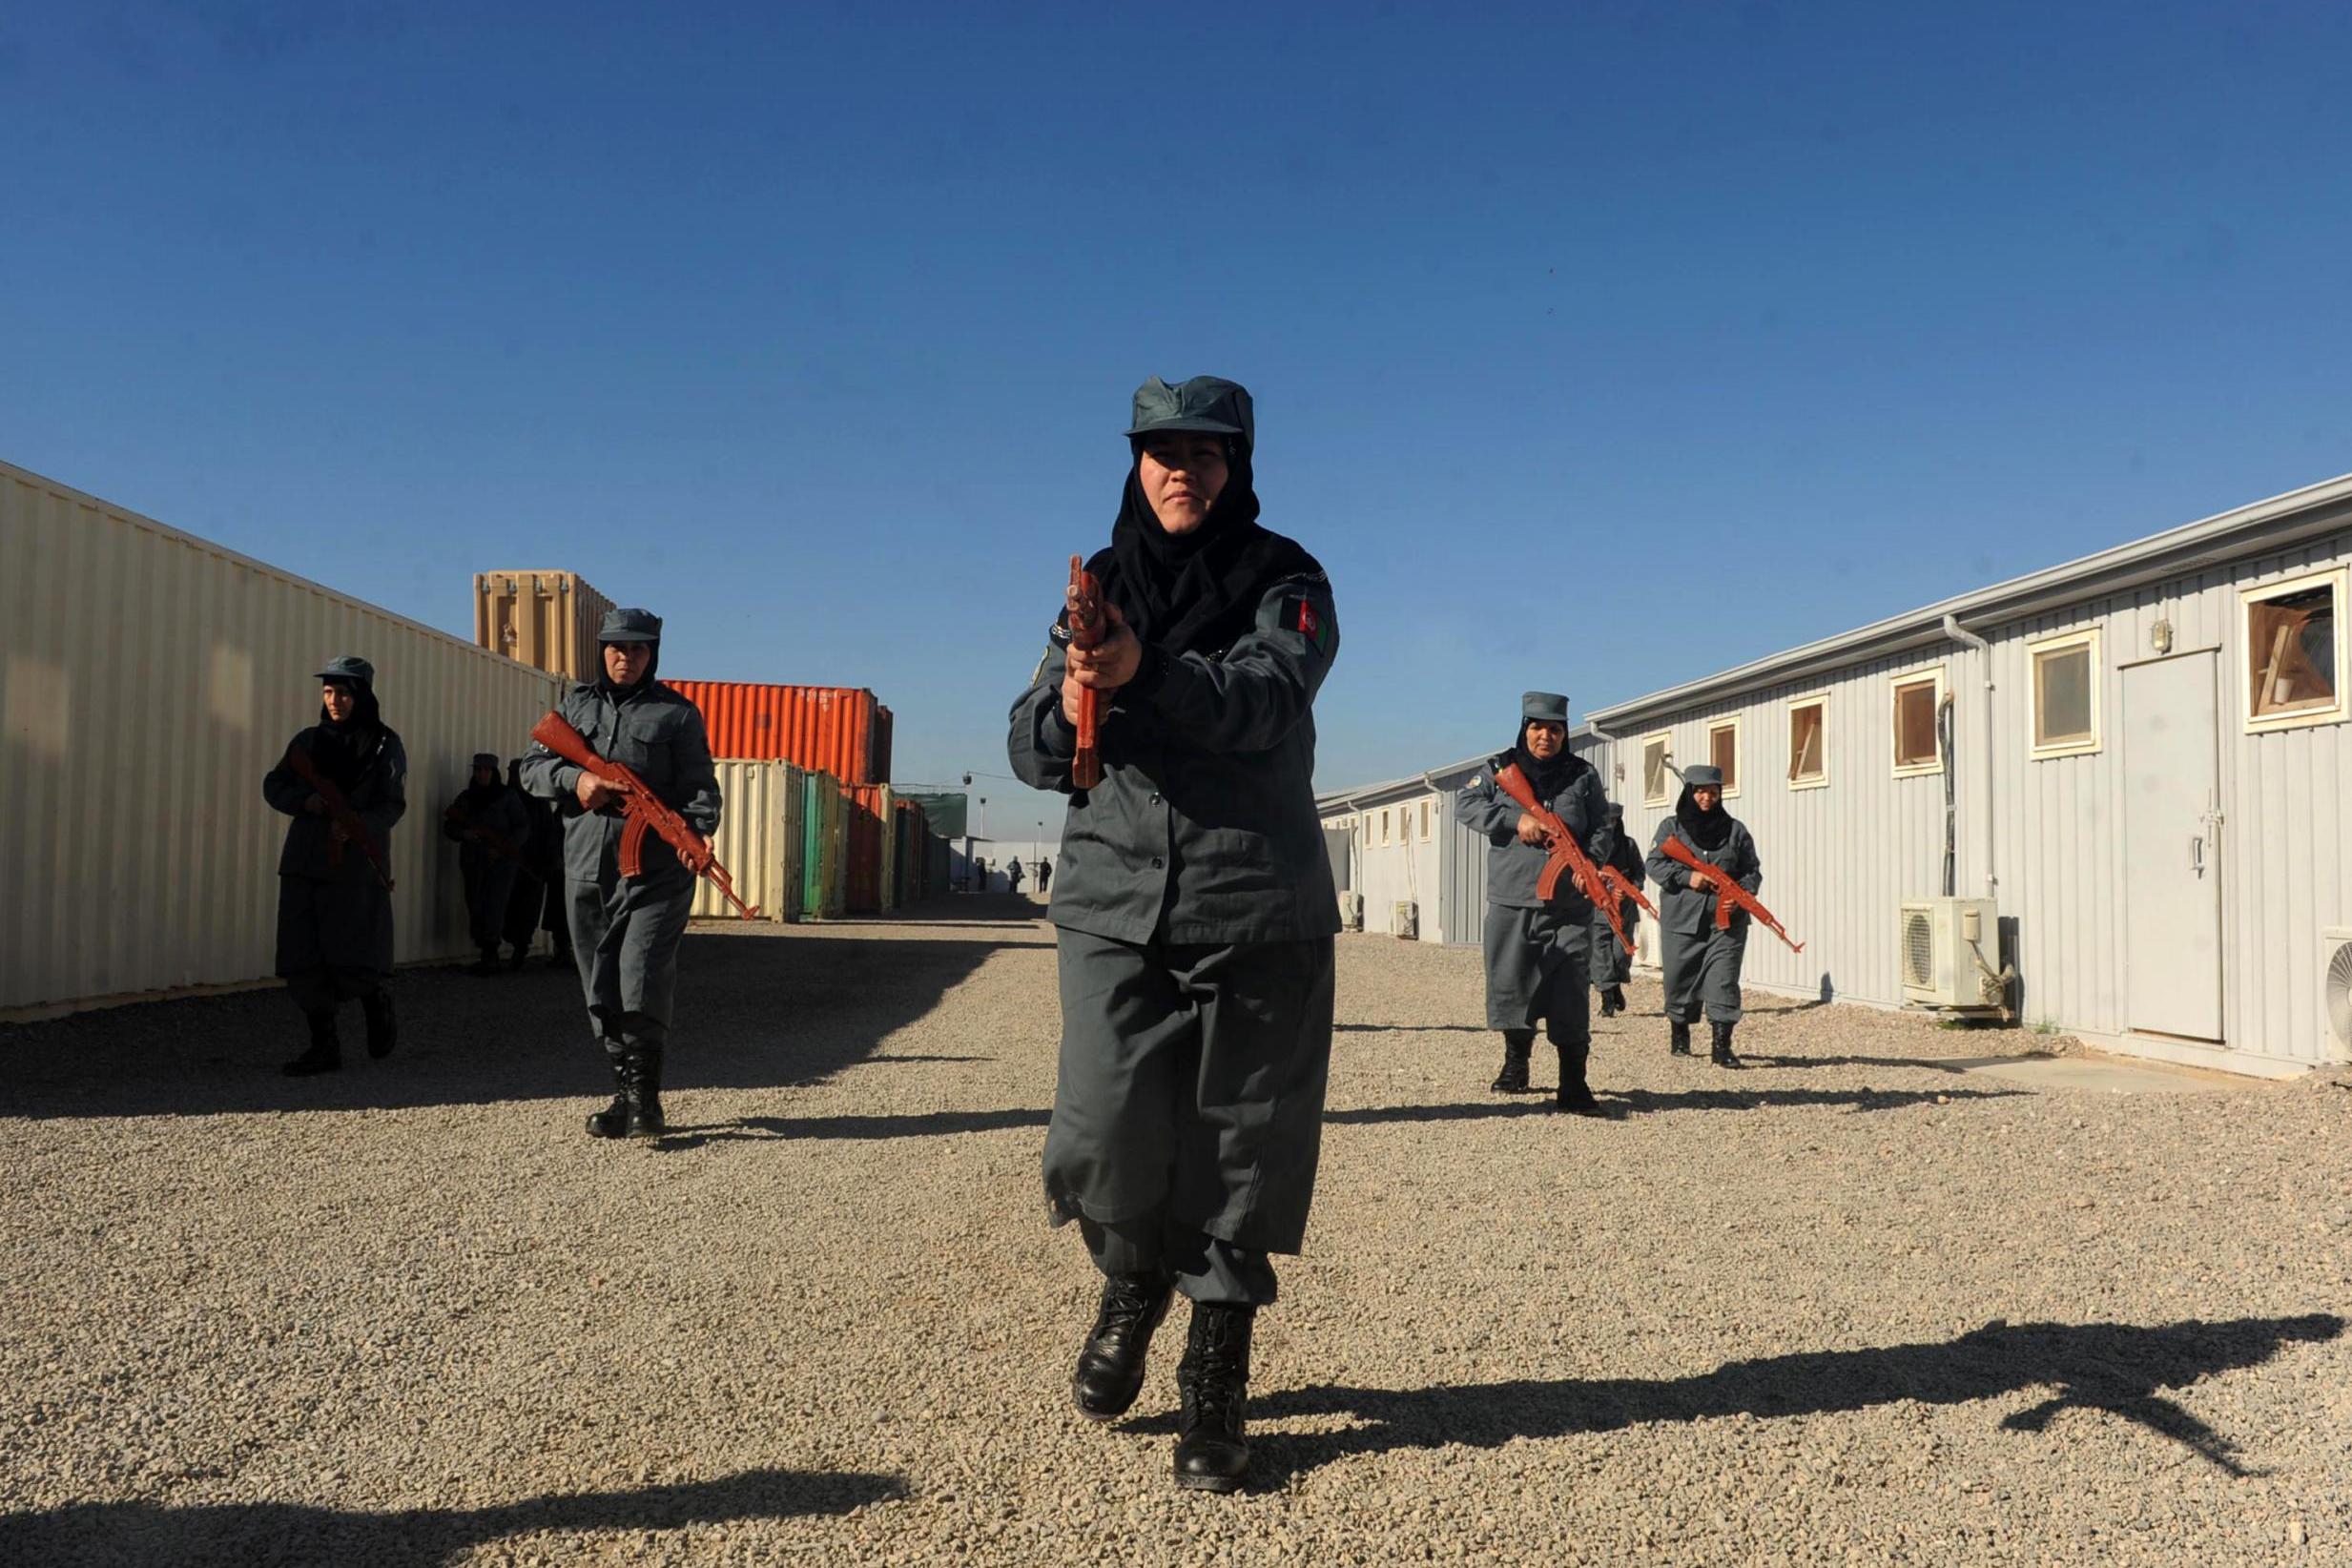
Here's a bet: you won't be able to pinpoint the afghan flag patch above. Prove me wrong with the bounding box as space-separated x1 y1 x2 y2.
1285 594 1333 654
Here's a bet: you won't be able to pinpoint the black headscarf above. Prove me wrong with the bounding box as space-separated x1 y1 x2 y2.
461 758 508 812
1507 718 1587 798
1675 783 1734 852
1083 438 1320 658
309 678 383 790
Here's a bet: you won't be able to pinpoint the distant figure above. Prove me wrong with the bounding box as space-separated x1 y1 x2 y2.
1006 858 1025 894
520 608 721 1140
1454 691 1610 1115
502 758 573 968
1646 763 1763 1068
444 753 532 975
972 857 988 894
1036 856 1053 895
1590 802 1646 1017
263 655 406 1076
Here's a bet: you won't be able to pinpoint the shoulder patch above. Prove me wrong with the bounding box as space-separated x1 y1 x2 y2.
1280 592 1334 654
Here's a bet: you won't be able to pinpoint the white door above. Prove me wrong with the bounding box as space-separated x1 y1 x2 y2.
2120 651 2223 1040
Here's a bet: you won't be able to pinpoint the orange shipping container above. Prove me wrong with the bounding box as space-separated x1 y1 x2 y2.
668 680 889 784
473 570 616 682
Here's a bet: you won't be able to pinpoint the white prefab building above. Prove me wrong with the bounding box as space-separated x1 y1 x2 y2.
1322 473 2352 1079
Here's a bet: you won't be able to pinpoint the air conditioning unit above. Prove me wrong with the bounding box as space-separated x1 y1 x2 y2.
1338 892 1365 932
1900 898 2005 1010
2323 927 2352 1063
1393 900 1419 940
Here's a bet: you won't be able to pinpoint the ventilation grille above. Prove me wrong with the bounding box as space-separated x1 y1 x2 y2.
2326 929 2352 1055
1903 911 1935 988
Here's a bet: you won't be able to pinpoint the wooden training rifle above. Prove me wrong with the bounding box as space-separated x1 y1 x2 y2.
1490 759 1636 958
1660 834 1804 953
1066 555 1106 790
444 800 526 864
282 742 395 891
529 712 760 920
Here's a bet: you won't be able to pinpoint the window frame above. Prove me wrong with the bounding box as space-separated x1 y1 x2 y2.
1705 715 1743 798
1380 807 1392 845
1640 732 1674 807
1890 666 1949 779
2240 567 2348 734
1419 798 1433 841
1785 691 1830 790
2027 627 2103 759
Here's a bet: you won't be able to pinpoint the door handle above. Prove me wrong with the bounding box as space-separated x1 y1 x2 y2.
2190 834 2205 875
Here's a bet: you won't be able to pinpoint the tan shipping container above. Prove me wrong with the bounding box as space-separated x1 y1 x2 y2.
473 569 615 683
2 460 564 1015
693 760 810 922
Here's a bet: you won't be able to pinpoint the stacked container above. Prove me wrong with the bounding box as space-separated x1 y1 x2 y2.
472 570 615 682
802 771 846 918
695 760 810 922
667 681 892 785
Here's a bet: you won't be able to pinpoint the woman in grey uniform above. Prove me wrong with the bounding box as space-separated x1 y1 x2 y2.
1644 763 1762 1067
1454 692 1613 1115
1007 374 1339 1494
444 752 533 974
263 655 407 1076
521 608 721 1138
1590 803 1645 1017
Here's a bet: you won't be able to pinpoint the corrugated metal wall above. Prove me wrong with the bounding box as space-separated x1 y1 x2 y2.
2 461 562 1013
472 569 614 683
694 760 809 922
1594 525 2352 1070
667 679 886 784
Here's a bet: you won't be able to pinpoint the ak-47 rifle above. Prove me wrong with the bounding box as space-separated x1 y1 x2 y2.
529 712 760 920
1065 555 1106 790
1660 834 1804 953
444 800 525 864
282 742 395 891
1490 759 1635 958
1600 861 1658 923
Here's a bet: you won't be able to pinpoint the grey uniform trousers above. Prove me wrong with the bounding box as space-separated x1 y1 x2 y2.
464 860 520 953
1661 923 1749 1024
1045 928 1336 1307
276 876 393 1013
1589 908 1639 988
567 857 694 1051
1481 905 1592 1047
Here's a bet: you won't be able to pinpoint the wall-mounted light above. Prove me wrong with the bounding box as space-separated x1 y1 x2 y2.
2151 618 2174 655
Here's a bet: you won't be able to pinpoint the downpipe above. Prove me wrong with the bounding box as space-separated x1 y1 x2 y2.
1941 613 2018 1008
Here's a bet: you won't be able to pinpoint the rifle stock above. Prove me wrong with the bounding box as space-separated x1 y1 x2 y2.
1066 555 1105 790
283 744 394 891
1490 761 1634 957
1661 834 1803 953
530 712 760 920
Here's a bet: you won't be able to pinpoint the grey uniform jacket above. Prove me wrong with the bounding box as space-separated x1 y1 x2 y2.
1006 571 1341 946
263 725 408 882
444 787 533 877
519 681 721 885
1454 760 1612 915
1645 815 1763 937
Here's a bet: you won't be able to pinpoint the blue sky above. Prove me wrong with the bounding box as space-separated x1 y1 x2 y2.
6 1 2348 844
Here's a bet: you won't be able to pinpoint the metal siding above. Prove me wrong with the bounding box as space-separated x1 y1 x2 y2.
471 570 614 682
667 679 883 784
3 461 562 1013
693 759 805 922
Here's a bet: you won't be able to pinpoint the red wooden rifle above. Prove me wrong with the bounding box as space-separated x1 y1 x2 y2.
1660 834 1804 953
1066 555 1106 790
529 712 759 920
282 742 395 891
1490 760 1634 957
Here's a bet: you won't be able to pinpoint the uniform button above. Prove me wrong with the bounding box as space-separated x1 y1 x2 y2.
1151 857 1165 870
1150 793 1163 804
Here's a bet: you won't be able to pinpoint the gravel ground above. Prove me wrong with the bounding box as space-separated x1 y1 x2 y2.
5 901 2348 1565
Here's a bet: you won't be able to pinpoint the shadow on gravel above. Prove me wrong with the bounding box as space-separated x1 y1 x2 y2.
653 1106 1050 1151
1327 1084 2027 1124
0 925 1015 1121
0 1467 905 1566
1333 1023 1488 1034
1235 1313 2343 1487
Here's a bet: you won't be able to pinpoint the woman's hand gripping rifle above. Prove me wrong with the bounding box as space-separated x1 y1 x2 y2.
1661 835 1804 953
1066 555 1107 791
529 712 760 920
1490 759 1635 958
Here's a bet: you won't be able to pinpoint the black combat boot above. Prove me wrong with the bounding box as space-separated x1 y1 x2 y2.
1553 1043 1604 1116
1490 1031 1535 1093
1669 1019 1692 1056
361 991 397 1060
585 1051 630 1138
1601 985 1627 1016
1710 1020 1743 1069
1071 1270 1175 1420
281 1010 342 1076
1172 1303 1254 1493
506 944 529 972
622 1049 666 1137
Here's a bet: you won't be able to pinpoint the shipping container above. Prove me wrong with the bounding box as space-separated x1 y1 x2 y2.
668 680 889 784
801 770 846 918
843 783 897 914
472 570 614 683
2 460 564 1015
692 760 809 922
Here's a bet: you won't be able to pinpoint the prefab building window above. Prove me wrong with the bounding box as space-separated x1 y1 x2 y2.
2029 629 2101 757
2242 568 2347 732
1892 670 1946 777
1787 696 1827 788
1641 733 1672 806
1707 717 1741 796
1420 799 1432 840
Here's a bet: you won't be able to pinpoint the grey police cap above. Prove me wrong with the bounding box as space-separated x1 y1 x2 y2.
1125 375 1254 452
471 752 500 771
598 608 663 644
1682 763 1724 788
316 654 375 687
1520 691 1570 724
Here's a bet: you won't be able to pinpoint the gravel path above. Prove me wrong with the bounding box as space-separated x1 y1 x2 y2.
5 904 2347 1565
